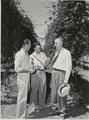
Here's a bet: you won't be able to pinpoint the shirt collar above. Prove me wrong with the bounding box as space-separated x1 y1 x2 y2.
33 52 41 56
60 47 64 52
20 48 28 55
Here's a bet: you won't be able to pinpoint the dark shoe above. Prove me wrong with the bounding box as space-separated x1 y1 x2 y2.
36 107 44 112
39 108 44 111
43 104 47 109
49 109 60 116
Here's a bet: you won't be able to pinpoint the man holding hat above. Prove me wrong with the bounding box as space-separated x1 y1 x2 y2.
50 36 72 116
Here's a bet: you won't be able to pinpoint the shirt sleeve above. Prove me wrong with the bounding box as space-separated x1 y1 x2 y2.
14 53 23 72
65 52 72 82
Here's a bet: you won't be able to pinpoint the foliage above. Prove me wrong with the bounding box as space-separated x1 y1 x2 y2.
44 0 89 67
1 0 37 65
1 73 17 104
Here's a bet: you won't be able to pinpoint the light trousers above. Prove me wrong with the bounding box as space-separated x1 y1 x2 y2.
16 73 30 118
30 70 46 109
51 70 67 111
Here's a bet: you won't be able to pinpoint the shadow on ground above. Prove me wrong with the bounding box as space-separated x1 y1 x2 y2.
64 105 89 119
26 105 89 119
1 72 89 119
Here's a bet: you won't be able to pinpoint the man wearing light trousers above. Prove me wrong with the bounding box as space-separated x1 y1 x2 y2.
14 39 35 118
29 42 48 111
51 36 72 117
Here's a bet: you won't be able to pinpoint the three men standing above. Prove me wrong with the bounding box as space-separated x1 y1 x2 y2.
14 36 72 118
51 36 72 116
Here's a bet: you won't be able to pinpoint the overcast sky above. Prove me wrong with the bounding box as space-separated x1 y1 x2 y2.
20 0 57 38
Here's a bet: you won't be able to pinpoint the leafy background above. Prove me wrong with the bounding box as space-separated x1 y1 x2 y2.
1 0 89 118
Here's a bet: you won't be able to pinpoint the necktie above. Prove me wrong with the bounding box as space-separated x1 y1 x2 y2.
51 51 60 66
25 51 28 55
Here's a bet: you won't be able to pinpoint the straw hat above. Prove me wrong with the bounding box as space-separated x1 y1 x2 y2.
58 83 70 97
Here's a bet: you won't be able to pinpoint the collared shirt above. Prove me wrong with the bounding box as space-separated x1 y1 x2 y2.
14 48 30 73
52 48 72 81
29 52 47 70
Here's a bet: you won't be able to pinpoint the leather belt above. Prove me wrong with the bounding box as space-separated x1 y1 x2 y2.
52 68 65 72
40 69 45 71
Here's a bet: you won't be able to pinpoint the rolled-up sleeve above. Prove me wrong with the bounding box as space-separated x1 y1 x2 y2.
14 53 23 73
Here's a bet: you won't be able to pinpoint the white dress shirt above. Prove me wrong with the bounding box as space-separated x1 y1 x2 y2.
14 48 30 72
29 52 47 70
52 48 72 82
14 49 30 119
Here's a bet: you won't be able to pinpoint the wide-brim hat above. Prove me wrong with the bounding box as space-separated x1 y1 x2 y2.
58 83 70 97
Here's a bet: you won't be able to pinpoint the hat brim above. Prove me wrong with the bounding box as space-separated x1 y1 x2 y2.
58 83 70 97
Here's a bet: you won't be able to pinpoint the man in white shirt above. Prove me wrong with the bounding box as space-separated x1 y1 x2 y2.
29 42 48 111
51 36 72 116
14 39 35 118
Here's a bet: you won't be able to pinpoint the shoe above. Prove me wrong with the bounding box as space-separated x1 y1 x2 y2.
36 108 43 112
27 103 36 114
60 110 66 117
52 104 58 110
43 104 47 109
60 113 65 117
49 110 60 116
35 106 39 112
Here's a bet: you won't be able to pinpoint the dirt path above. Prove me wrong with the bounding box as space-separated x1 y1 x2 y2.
1 103 89 119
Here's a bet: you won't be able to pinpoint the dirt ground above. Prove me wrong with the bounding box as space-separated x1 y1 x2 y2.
1 63 89 119
1 103 89 119
1 90 89 119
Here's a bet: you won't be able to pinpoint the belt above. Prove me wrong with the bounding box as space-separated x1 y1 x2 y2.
52 68 65 72
40 69 45 71
36 69 45 71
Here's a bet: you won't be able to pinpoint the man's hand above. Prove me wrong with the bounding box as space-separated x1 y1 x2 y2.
34 65 41 70
30 69 35 73
64 80 68 84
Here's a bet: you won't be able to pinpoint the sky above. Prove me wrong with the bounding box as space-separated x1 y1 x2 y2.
20 0 57 39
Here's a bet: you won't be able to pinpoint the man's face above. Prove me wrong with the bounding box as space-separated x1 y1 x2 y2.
25 41 31 51
35 45 41 54
54 38 63 50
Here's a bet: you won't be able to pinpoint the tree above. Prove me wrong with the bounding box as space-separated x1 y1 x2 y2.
1 0 37 65
44 0 65 56
44 0 89 67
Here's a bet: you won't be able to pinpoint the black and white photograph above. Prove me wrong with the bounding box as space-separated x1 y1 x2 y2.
1 0 89 119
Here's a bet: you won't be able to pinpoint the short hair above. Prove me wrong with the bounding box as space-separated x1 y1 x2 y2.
56 36 63 41
55 36 63 43
33 42 41 48
22 39 31 46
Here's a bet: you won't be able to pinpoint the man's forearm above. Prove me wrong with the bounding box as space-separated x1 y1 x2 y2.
15 67 30 73
64 67 72 83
